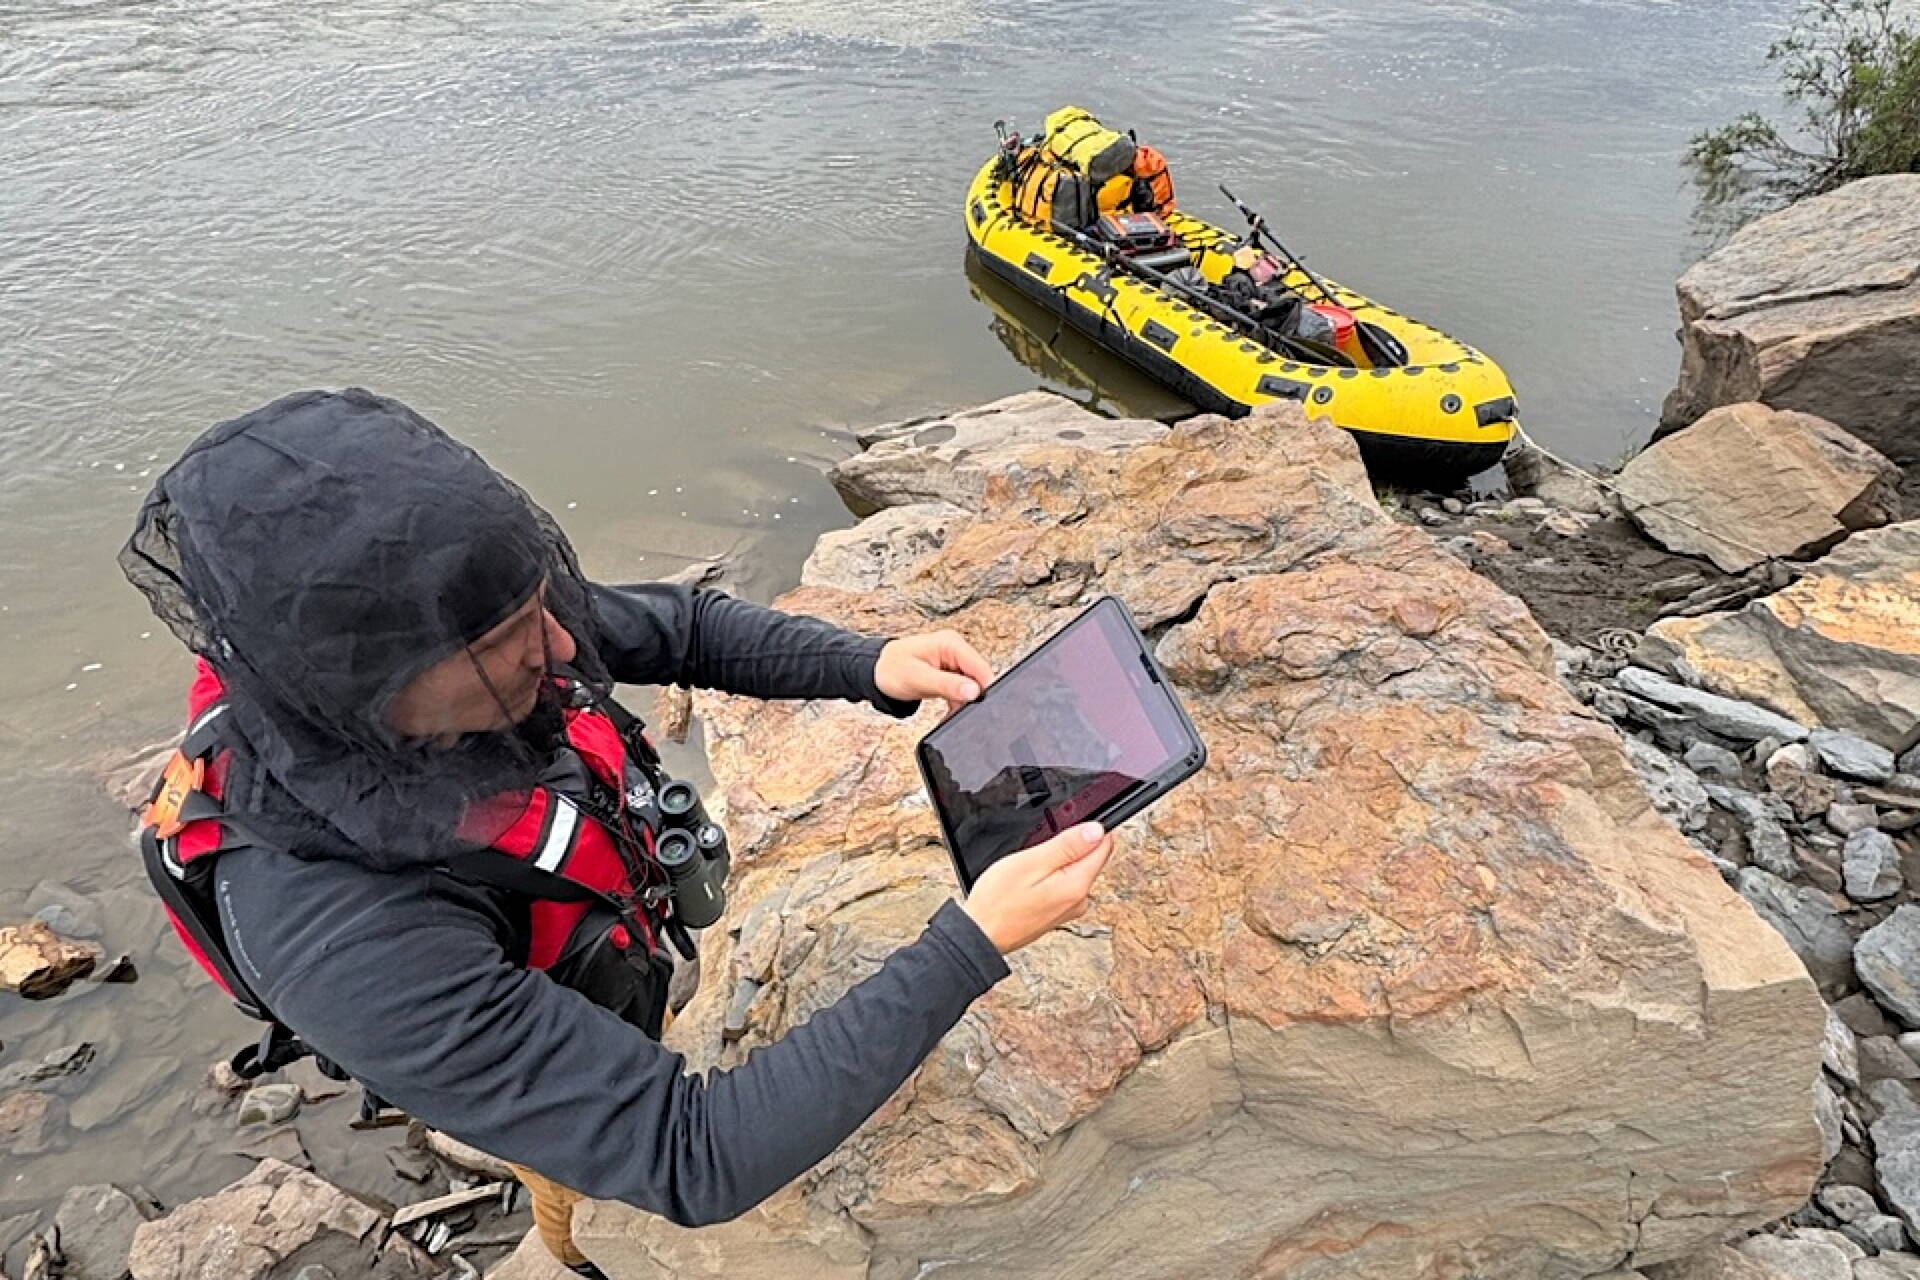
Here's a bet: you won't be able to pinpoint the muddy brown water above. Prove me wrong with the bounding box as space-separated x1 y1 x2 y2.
2 0 1786 1239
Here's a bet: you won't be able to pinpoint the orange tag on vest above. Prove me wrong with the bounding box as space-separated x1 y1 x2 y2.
143 751 205 839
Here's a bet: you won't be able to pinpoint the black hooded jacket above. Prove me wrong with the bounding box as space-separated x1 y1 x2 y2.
124 391 1010 1226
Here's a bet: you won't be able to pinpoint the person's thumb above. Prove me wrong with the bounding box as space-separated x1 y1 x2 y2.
1044 822 1106 871
1057 833 1116 894
941 671 982 704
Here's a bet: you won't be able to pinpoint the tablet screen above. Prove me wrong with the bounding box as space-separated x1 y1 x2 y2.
918 598 1197 889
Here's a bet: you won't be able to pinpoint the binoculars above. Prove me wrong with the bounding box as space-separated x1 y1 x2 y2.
654 778 731 929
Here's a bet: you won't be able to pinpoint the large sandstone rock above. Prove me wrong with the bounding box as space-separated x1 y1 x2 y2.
1636 522 1920 750
580 403 1825 1279
1659 175 1920 462
127 1159 414 1280
1616 403 1897 573
828 390 1167 516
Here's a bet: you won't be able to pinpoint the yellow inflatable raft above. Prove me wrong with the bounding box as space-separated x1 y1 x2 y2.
964 140 1520 484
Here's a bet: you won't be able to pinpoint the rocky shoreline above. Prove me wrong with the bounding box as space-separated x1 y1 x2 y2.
3 176 1917 1279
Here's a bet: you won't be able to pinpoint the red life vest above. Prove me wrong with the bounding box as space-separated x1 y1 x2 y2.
140 659 677 1075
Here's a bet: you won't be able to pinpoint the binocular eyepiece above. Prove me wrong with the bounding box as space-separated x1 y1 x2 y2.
655 779 730 929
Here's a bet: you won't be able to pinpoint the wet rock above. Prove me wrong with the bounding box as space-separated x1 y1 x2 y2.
1625 737 1714 834
1637 522 1920 750
1826 1008 1863 1088
1863 1037 1920 1083
1503 442 1618 515
1843 829 1905 901
0 1090 66 1157
590 404 1830 1278
0 1042 96 1090
799 501 969 593
237 1083 303 1128
1813 731 1898 785
1686 740 1747 781
228 1124 312 1171
386 1145 435 1185
127 1159 390 1280
1658 174 1920 463
0 920 102 998
1737 867 1857 994
1828 803 1881 836
1868 1080 1920 1239
1735 1233 1854 1280
53 1185 160 1280
25 883 104 942
1857 907 1920 1028
1615 666 1812 743
1618 403 1898 573
830 391 1166 516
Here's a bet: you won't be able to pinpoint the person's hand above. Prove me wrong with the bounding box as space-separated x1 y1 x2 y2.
874 630 995 716
961 822 1117 954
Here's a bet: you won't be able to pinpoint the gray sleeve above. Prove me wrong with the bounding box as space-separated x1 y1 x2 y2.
589 582 918 717
219 858 1005 1226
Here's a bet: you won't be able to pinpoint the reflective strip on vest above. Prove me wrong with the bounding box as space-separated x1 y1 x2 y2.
534 796 580 873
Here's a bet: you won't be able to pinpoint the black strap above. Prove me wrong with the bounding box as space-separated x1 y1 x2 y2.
442 849 609 904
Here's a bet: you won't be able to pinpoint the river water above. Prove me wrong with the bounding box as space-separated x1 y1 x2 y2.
1 0 1785 1234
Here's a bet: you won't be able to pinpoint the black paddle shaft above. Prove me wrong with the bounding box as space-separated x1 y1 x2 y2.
1218 185 1340 307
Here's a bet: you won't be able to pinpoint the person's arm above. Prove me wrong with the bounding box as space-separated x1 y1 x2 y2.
589 582 916 715
218 854 1007 1226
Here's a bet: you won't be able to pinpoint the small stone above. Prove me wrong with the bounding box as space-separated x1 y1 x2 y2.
1539 509 1590 538
1771 742 1815 775
1441 497 1464 515
1417 506 1448 527
1868 1079 1920 1240
1853 1213 1914 1254
1817 1183 1880 1223
1857 907 1920 1028
387 1144 436 1184
1863 1036 1920 1082
1508 496 1549 512
1685 740 1747 781
1844 829 1906 901
1623 737 1713 834
1467 529 1512 555
292 1268 338 1280
1736 1232 1854 1280
1825 1008 1862 1088
1616 666 1812 743
1748 816 1800 879
1816 1080 1845 1163
1837 992 1901 1039
1811 729 1897 783
236 1083 302 1128
0 1041 96 1090
0 920 102 998
1827 802 1881 835
0 1091 66 1157
54 1183 159 1280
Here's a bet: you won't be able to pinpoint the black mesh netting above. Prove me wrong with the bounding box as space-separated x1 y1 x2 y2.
120 387 614 866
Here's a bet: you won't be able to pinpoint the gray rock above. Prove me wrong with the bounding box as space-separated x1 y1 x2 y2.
0 1041 95 1090
26 882 104 941
1851 1212 1913 1253
1902 1032 1920 1066
1503 443 1618 516
1844 829 1906 901
1858 907 1920 1029
1625 737 1714 834
1870 1079 1920 1241
1838 992 1902 1039
1750 816 1802 879
1818 1184 1880 1224
1687 740 1748 781
1818 1080 1846 1163
1829 803 1883 836
236 1083 301 1128
1600 688 1700 741
1813 731 1899 784
1900 743 1920 776
1616 667 1812 743
1856 1256 1920 1279
1773 742 1816 774
1417 506 1448 527
799 501 969 593
53 1184 158 1280
1737 867 1858 993
1864 1037 1920 1083
1441 497 1465 515
1826 1008 1864 1088
1791 1228 1865 1260
1736 1232 1854 1280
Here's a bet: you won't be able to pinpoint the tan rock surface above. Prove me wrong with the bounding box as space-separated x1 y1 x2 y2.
127 1158 401 1280
1659 175 1920 462
1615 403 1897 573
583 404 1826 1279
0 920 101 998
1637 521 1920 749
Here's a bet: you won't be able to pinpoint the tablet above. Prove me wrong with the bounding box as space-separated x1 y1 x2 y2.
916 595 1207 893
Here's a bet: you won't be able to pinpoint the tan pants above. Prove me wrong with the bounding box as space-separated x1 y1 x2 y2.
505 1005 673 1273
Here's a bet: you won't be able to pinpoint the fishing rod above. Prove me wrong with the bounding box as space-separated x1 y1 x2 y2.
1218 184 1340 307
1047 219 1349 367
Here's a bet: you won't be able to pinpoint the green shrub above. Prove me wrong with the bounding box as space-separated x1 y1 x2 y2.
1688 0 1920 218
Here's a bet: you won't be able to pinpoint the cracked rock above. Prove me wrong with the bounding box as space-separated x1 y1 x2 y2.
1857 907 1920 1029
1811 730 1897 784
1842 828 1905 901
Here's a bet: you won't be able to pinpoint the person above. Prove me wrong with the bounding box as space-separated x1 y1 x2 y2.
121 389 1116 1277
